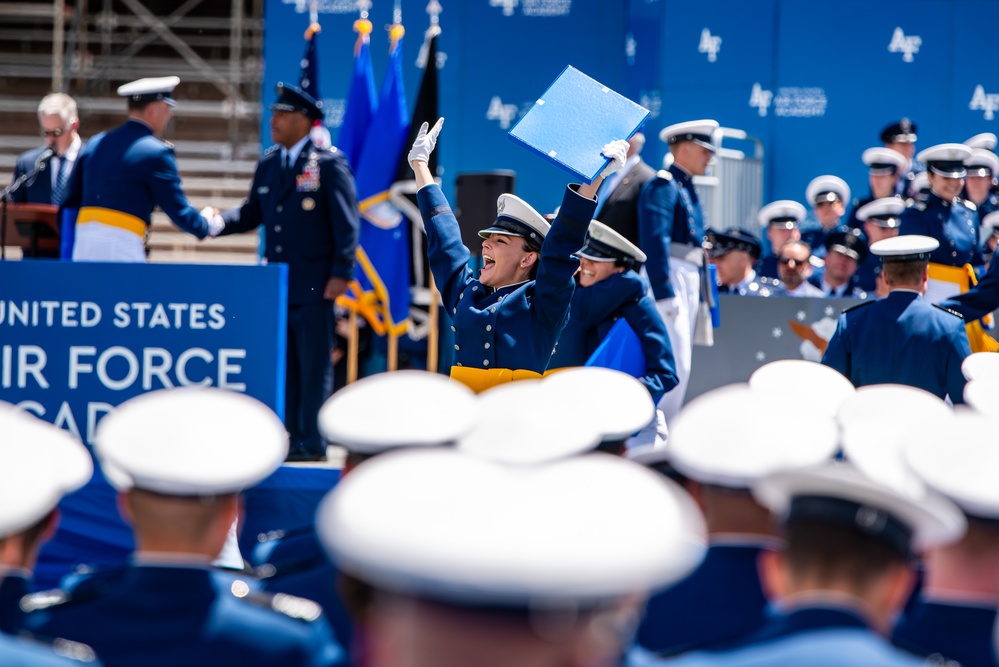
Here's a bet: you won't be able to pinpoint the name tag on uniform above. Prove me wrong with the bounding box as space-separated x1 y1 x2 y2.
297 164 320 192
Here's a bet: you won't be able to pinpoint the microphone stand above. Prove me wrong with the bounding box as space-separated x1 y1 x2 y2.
0 153 51 261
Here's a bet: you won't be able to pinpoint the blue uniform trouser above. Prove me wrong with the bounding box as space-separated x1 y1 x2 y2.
286 299 333 455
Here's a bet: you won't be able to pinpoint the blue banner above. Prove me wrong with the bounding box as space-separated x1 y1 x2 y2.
0 262 288 444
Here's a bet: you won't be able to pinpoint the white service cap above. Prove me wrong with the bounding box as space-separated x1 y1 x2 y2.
317 448 706 606
319 371 478 454
667 384 839 488
458 380 603 464
94 387 287 495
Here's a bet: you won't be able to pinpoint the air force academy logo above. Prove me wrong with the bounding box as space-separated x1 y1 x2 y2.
486 96 519 130
749 83 773 117
698 28 721 62
888 27 921 63
970 86 999 121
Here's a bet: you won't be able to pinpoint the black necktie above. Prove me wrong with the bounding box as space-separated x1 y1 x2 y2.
281 152 292 188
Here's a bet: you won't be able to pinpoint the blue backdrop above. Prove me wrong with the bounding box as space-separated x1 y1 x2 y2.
264 0 999 221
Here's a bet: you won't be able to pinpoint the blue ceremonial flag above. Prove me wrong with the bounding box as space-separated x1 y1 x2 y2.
299 21 332 149
346 24 411 335
337 19 378 170
585 318 646 378
298 23 320 100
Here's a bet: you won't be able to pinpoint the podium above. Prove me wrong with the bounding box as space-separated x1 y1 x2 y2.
1 203 60 258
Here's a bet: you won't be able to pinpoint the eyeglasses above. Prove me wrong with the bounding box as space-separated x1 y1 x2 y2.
40 127 68 138
778 257 808 268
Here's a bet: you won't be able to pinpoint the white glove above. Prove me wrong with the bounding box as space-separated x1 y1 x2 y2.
201 206 225 237
409 117 444 165
658 296 681 320
599 139 630 178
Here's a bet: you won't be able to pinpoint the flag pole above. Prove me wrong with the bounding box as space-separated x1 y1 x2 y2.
427 272 439 373
347 308 360 384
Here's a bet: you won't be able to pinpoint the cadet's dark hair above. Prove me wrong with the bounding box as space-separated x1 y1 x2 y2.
882 259 927 287
521 238 541 280
784 519 905 590
127 99 157 113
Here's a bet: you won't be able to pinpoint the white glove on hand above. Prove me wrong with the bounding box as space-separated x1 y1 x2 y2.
409 117 444 165
599 139 630 178
201 206 225 238
658 296 681 320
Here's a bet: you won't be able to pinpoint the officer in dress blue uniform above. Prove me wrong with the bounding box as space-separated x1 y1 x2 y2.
0 409 100 666
251 371 479 659
852 197 903 293
898 143 983 269
547 220 678 404
630 460 967 667
707 228 780 296
217 83 360 461
22 388 345 667
318 426 705 667
844 147 907 231
892 412 999 667
639 120 718 424
882 119 923 198
755 200 806 279
407 118 626 389
799 175 850 257
808 229 869 299
821 235 971 403
67 77 222 262
630 382 840 659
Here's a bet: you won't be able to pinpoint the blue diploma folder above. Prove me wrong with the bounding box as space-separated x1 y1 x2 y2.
509 66 650 183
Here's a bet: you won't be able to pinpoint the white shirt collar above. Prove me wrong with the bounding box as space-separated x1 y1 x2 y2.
60 135 82 161
281 135 311 167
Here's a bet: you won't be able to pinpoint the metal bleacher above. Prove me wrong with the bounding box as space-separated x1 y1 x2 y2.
0 0 264 263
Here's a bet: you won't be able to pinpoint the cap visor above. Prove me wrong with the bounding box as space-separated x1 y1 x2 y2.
163 97 177 108
573 250 616 262
478 227 523 240
692 139 717 152
929 166 967 178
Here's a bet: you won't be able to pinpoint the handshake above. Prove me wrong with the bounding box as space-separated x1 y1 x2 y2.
200 206 225 238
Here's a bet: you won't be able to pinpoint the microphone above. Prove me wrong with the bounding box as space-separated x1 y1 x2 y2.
34 148 54 169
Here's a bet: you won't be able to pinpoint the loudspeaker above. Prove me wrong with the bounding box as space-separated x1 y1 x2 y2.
454 171 516 253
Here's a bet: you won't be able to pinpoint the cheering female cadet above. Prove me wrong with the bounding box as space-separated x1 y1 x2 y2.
408 117 628 390
548 220 678 405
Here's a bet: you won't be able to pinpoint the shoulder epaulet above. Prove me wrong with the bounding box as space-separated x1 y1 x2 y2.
20 588 71 613
161 140 175 152
237 587 324 623
962 198 978 212
913 201 927 211
263 145 280 156
843 300 876 314
655 169 673 181
932 303 964 320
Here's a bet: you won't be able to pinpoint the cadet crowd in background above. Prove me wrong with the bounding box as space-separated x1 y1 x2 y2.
8 75 999 665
